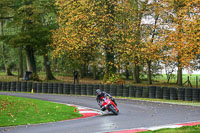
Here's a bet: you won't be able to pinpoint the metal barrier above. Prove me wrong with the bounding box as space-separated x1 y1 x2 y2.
0 81 200 101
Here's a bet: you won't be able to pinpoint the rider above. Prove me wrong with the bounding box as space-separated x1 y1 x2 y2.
96 89 117 111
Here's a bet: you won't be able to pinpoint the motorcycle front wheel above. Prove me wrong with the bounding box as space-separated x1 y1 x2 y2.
109 105 118 115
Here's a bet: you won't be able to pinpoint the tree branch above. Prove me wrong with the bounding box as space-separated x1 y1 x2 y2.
0 16 13 19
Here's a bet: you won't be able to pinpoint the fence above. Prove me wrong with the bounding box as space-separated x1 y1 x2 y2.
182 76 200 88
0 81 200 102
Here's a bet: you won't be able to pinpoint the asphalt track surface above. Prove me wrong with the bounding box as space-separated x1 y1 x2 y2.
1 92 200 133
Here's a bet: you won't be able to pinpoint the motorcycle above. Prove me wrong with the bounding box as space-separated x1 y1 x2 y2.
100 96 119 115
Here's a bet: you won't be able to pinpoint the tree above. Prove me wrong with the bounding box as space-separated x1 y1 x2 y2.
158 0 200 86
139 0 162 84
132 0 149 83
0 0 16 76
121 0 150 83
91 0 119 78
8 0 57 80
52 0 98 78
164 60 176 83
52 0 127 82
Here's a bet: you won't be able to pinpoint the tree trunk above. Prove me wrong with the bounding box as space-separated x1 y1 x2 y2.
177 58 183 86
132 0 144 84
93 64 97 80
132 63 140 83
147 60 152 84
43 54 55 80
125 63 129 80
104 1 116 80
177 66 183 86
146 14 159 85
175 0 184 86
19 46 24 77
6 65 14 76
105 48 116 78
2 45 14 76
167 74 170 83
25 45 39 80
2 44 8 74
79 62 88 78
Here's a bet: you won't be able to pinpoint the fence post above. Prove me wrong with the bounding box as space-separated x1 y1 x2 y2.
196 76 198 88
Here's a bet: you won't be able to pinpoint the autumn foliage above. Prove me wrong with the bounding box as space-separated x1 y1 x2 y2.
52 0 200 84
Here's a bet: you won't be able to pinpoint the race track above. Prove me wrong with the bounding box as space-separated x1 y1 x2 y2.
0 92 200 133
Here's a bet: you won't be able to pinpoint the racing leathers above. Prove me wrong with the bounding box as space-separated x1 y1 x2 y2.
96 91 117 111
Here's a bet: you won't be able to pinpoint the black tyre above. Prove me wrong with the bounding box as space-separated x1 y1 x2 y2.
109 105 118 115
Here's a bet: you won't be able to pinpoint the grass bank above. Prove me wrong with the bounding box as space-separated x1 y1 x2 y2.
0 95 82 127
1 72 200 87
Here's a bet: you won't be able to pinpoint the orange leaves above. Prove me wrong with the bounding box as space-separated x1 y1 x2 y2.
155 0 200 69
141 39 163 63
7 113 14 118
51 0 198 73
52 0 95 61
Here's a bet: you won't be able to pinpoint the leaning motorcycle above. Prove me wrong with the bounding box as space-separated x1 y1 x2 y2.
100 97 119 115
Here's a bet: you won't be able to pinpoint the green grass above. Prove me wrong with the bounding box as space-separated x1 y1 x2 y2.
0 95 82 127
140 125 200 133
1 71 200 87
152 74 200 86
0 73 200 88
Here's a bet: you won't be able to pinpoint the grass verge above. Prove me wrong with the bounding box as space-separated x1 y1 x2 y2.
0 95 82 127
140 125 200 133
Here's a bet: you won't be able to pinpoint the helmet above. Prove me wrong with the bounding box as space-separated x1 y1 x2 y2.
96 89 102 95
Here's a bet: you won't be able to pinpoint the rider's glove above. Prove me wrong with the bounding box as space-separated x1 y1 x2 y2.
109 97 114 100
98 103 102 107
101 106 106 111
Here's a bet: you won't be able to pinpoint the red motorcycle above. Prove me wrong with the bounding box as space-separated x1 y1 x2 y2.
100 97 119 115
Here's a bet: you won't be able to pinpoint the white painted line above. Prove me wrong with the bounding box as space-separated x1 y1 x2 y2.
52 102 104 115
147 125 183 131
79 111 102 114
77 107 88 109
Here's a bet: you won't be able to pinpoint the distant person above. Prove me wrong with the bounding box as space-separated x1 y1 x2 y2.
73 70 79 84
